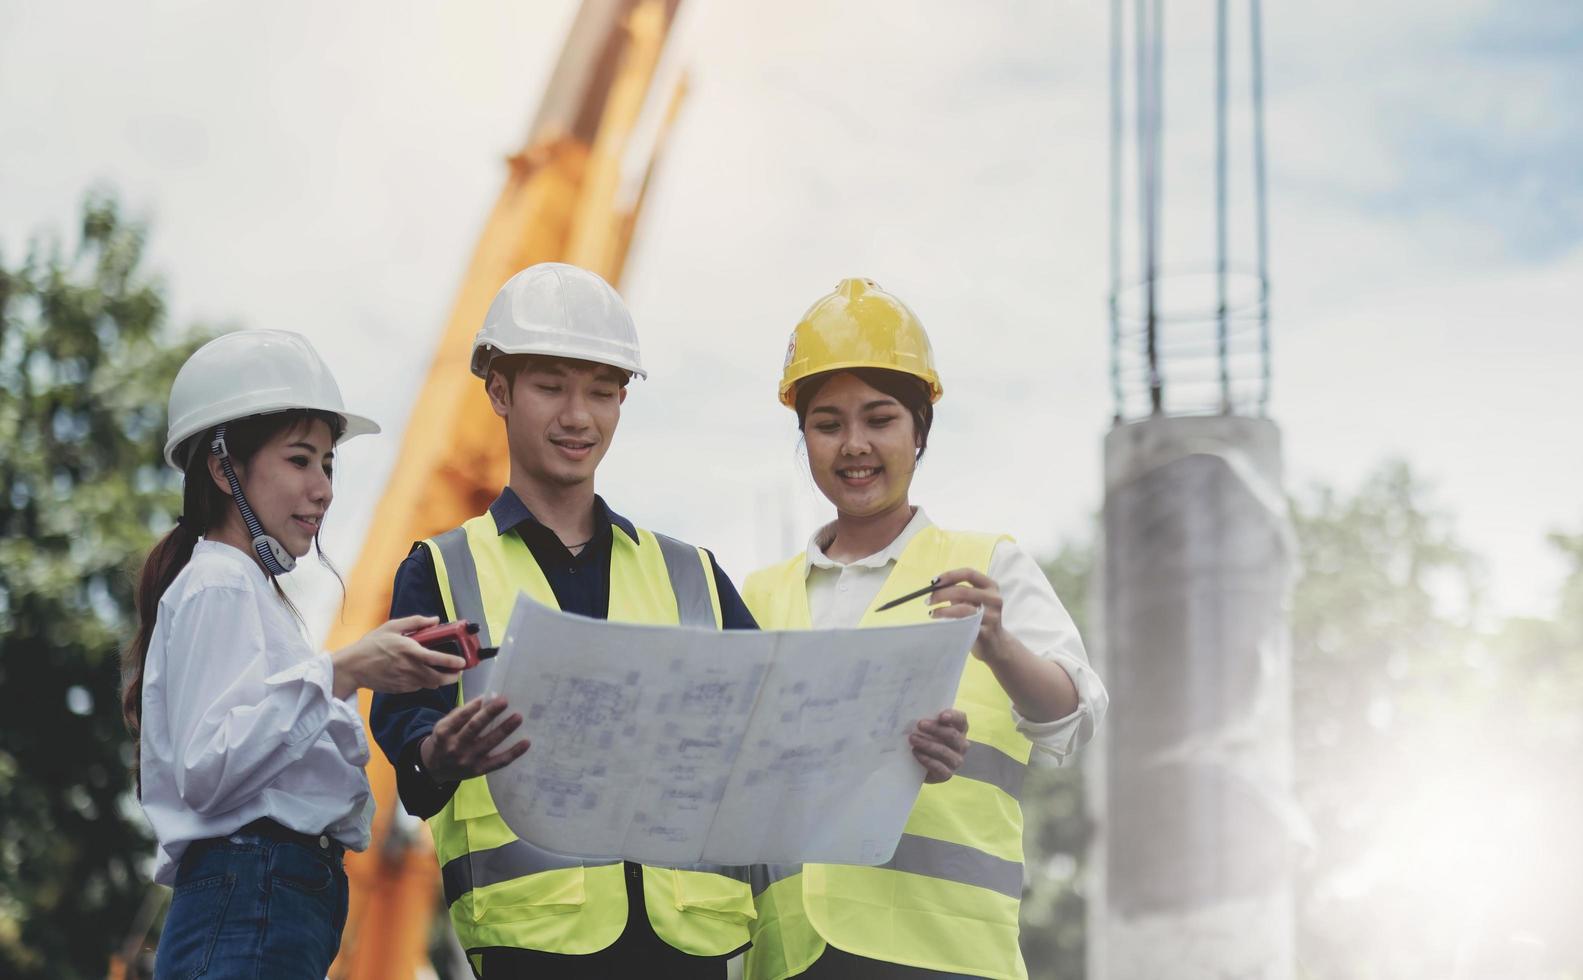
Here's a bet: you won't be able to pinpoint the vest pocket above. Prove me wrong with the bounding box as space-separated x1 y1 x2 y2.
456 811 590 922
668 868 756 924
465 851 588 923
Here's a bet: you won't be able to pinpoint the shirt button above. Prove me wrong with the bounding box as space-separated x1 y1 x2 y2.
319 835 330 849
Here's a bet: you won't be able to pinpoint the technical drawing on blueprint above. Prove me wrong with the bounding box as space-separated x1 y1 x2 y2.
481 594 979 865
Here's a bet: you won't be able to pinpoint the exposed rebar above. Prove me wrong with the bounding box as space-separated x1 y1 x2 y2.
1216 0 1231 414
1251 0 1272 417
1108 0 1272 422
1109 0 1125 425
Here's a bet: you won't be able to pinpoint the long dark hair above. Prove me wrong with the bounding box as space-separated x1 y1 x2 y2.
793 367 935 462
121 409 345 791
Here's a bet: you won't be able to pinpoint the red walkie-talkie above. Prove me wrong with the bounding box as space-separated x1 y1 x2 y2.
406 620 498 669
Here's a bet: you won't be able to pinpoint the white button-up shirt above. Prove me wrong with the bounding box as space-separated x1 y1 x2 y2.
803 509 1108 764
138 540 372 884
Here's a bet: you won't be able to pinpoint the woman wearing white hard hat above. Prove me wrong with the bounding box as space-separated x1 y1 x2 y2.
122 330 480 979
743 280 1110 980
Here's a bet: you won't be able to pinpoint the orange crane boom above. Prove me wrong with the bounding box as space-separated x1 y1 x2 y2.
327 2 689 975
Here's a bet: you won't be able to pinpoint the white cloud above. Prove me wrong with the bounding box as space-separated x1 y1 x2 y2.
0 0 1576 629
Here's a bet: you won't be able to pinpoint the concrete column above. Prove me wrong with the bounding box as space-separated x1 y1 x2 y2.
1088 415 1297 980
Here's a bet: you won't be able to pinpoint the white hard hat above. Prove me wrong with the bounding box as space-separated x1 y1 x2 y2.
470 263 646 381
163 330 380 469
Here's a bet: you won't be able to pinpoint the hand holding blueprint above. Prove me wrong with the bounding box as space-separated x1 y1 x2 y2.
481 595 980 866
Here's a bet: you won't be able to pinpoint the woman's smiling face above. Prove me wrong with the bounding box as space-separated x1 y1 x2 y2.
801 371 920 521
218 417 336 559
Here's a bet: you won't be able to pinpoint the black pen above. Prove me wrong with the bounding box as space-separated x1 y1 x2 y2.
874 577 944 612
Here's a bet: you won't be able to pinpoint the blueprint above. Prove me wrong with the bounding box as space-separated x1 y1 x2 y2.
480 594 980 866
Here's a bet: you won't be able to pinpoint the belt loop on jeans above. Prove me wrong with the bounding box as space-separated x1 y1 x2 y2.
234 818 345 859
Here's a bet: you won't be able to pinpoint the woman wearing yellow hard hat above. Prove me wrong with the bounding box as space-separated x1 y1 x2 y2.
743 279 1109 980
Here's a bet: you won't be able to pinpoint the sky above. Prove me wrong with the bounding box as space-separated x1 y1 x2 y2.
1 0 1579 631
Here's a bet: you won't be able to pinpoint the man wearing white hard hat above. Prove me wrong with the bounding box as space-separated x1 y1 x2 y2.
125 330 477 979
370 264 760 977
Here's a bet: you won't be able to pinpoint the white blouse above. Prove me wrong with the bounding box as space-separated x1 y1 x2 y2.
803 509 1108 764
138 539 372 885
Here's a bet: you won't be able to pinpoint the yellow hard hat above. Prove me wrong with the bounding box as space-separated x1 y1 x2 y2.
778 278 943 408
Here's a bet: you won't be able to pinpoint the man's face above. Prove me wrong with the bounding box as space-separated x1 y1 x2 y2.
487 357 627 489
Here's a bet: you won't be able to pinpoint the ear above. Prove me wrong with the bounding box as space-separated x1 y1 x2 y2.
486 370 512 419
617 386 627 406
206 453 236 497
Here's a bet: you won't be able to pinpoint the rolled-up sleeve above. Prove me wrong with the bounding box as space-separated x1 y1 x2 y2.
992 541 1110 766
164 584 368 815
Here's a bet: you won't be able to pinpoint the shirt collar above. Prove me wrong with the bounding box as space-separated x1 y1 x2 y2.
194 538 270 586
487 487 640 546
804 507 933 575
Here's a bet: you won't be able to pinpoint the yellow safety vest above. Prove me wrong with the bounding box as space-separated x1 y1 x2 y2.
422 514 755 968
742 526 1030 980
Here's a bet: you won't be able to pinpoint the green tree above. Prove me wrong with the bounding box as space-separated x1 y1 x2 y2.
1290 462 1583 977
1287 460 1485 978
0 192 208 978
1019 536 1096 980
1021 462 1583 978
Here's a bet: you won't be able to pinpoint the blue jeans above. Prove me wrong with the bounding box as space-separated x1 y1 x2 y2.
155 830 348 979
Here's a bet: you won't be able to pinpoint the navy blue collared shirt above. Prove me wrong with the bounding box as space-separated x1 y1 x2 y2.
370 488 758 818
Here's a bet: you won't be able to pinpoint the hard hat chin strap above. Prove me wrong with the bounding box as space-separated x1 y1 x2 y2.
210 425 297 576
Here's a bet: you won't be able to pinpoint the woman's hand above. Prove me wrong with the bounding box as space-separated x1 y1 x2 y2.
330 615 465 698
929 568 1010 662
931 567 1084 724
911 709 969 783
420 695 531 783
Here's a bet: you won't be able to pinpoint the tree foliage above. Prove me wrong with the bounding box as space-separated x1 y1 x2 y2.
1289 461 1481 977
1020 461 1583 978
1291 462 1583 977
1019 537 1097 979
0 192 208 978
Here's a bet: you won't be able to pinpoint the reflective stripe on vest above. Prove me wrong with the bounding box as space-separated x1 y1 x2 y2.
423 515 751 957
431 526 491 641
957 741 1027 800
427 525 717 706
740 525 1031 980
653 532 718 628
429 525 499 697
443 840 621 906
430 525 720 643
440 844 753 908
750 831 1020 901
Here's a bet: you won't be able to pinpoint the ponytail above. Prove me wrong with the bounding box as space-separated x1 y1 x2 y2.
121 446 216 794
121 520 201 793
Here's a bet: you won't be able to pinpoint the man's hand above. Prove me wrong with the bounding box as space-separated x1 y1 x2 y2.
420 695 530 784
910 708 969 783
